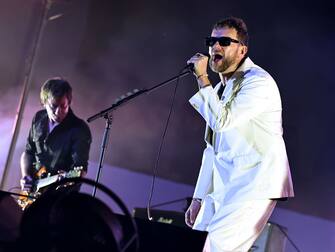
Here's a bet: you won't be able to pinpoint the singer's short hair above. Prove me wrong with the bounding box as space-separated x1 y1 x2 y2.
213 17 249 47
40 77 72 105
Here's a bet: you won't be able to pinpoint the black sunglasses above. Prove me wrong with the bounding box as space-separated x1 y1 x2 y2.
205 36 241 47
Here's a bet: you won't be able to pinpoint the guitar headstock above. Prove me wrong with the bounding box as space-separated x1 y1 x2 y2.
66 166 83 178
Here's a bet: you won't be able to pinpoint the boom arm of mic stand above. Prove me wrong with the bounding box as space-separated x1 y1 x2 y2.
86 69 191 123
86 68 191 198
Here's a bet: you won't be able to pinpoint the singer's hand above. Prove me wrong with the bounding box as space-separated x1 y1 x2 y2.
185 198 202 228
187 53 209 77
187 53 211 88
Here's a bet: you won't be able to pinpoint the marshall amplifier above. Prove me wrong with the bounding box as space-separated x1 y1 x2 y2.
133 207 188 228
131 208 207 251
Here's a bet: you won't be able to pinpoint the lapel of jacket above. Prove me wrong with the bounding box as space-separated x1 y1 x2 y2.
204 57 254 150
204 83 224 149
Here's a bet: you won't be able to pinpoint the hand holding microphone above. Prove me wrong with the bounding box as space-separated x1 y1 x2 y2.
187 53 211 88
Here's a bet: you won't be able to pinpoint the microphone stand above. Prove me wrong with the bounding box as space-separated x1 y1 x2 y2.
87 69 192 197
91 114 112 197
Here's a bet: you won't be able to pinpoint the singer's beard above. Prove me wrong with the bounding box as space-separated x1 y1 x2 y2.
209 53 239 74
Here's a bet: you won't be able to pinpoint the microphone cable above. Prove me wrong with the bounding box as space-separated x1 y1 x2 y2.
146 67 190 221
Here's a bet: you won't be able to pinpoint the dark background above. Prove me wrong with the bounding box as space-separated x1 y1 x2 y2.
0 0 334 221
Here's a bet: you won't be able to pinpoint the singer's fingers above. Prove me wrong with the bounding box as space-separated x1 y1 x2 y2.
187 53 209 77
185 209 190 226
187 54 205 64
190 210 196 225
185 212 193 228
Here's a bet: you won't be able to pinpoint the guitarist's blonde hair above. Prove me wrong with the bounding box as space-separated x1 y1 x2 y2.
40 77 72 105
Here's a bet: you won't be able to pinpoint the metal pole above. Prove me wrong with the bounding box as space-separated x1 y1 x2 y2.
92 115 113 197
0 0 51 189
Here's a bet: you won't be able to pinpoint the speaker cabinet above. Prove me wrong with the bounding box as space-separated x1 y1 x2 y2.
133 207 188 228
131 208 206 251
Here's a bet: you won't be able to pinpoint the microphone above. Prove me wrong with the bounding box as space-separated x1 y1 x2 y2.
185 52 210 72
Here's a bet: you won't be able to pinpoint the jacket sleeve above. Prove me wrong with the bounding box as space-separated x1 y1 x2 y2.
189 74 271 132
193 144 214 199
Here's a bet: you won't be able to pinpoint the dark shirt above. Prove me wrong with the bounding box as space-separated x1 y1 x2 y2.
25 108 92 176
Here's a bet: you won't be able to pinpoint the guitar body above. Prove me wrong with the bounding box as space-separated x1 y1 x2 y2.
18 166 83 210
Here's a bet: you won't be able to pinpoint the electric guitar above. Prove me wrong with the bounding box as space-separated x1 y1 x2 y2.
17 166 83 210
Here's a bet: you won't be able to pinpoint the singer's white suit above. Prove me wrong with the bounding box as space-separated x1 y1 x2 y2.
189 57 294 251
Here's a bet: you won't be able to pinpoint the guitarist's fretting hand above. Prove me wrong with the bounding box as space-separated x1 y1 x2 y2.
57 170 67 180
20 175 33 192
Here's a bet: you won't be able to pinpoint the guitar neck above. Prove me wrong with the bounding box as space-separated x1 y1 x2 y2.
34 167 82 192
35 175 59 191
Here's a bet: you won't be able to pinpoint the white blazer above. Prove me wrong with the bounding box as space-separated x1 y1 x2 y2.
189 57 294 230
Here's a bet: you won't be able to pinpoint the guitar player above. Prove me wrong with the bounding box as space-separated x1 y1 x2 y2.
20 77 92 197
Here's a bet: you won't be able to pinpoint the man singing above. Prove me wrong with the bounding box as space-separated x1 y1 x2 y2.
185 17 294 251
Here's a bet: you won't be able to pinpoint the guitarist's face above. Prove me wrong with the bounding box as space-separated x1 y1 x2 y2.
45 95 70 124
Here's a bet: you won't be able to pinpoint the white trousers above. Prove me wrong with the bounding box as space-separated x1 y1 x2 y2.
202 199 276 252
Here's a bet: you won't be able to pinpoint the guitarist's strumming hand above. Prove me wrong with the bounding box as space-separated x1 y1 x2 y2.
20 175 33 192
